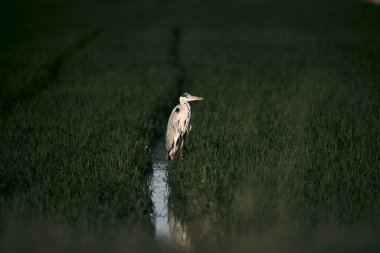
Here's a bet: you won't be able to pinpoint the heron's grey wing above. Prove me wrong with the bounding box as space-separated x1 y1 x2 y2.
166 106 181 151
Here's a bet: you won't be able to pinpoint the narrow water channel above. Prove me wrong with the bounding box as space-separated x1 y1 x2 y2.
150 135 170 238
150 135 190 246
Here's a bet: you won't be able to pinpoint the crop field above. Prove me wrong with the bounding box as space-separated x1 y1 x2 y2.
1 0 380 252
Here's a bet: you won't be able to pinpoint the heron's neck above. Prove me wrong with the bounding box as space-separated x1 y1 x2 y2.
179 97 186 105
180 101 191 112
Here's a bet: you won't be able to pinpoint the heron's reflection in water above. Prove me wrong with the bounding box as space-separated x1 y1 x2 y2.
168 209 213 247
151 168 214 246
151 161 194 246
150 135 171 240
168 209 190 246
150 136 213 247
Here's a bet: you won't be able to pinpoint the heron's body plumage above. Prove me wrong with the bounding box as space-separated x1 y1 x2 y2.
166 103 191 159
165 93 204 160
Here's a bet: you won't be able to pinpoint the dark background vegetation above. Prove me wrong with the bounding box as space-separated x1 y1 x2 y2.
1 0 379 252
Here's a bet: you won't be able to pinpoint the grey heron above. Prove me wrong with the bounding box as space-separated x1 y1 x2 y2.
166 93 205 160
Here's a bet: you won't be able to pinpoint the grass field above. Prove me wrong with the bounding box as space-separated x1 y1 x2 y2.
0 0 177 241
1 0 380 252
166 1 380 250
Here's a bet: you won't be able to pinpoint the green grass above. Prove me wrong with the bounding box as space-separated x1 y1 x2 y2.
165 0 380 250
0 0 179 237
1 0 380 252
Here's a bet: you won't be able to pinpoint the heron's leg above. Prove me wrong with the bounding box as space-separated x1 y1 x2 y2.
170 148 177 160
167 143 175 160
180 137 189 160
180 141 185 160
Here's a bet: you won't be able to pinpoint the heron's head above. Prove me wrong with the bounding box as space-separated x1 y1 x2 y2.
179 93 205 104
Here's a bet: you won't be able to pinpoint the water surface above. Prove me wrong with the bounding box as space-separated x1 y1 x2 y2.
150 135 190 246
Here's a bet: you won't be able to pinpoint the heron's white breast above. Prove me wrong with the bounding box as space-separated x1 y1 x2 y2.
179 103 191 131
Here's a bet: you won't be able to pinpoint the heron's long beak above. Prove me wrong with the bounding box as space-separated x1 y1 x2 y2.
189 95 205 101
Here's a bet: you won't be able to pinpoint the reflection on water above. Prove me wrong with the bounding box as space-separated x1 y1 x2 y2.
151 161 170 239
150 135 190 245
150 135 212 247
168 209 190 246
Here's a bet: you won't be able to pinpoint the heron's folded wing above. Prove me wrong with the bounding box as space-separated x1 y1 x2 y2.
166 107 182 151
